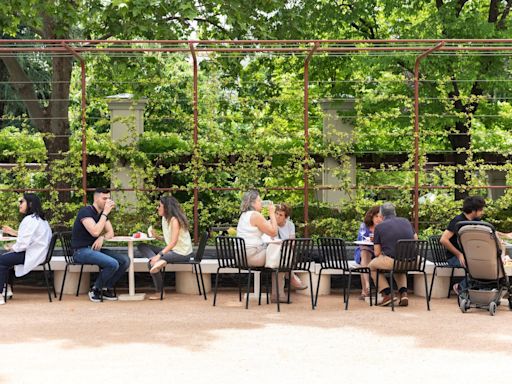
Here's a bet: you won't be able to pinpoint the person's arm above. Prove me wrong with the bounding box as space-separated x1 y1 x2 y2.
373 227 382 257
440 229 465 267
1 225 18 237
150 218 181 264
11 217 32 253
91 219 115 250
250 205 278 237
81 201 115 238
374 244 382 257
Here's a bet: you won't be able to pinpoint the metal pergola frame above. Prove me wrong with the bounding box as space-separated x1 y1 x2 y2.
3 39 512 241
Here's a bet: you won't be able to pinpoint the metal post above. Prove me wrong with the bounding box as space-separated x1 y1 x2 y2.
62 43 88 205
413 42 444 232
303 43 319 237
190 43 199 244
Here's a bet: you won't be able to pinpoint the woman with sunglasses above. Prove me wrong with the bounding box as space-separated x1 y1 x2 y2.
0 193 52 305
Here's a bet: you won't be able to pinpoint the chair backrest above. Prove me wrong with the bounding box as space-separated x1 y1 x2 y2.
59 231 75 264
456 221 505 281
279 238 314 271
317 237 349 270
428 235 449 266
194 230 209 262
392 239 428 272
41 232 60 265
215 236 247 269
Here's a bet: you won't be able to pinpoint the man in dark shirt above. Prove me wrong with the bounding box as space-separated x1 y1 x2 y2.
71 187 129 302
369 202 416 307
440 196 486 294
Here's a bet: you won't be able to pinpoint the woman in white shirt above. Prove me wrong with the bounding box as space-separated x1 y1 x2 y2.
237 190 289 302
137 195 193 299
0 193 52 305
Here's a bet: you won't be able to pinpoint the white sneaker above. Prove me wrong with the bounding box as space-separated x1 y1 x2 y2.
1 284 13 299
0 296 5 305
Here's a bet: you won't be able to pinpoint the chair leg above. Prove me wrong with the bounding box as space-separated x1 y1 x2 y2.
342 271 347 303
213 268 221 306
275 270 280 312
429 266 437 302
287 271 292 304
375 270 380 304
238 268 242 302
198 264 207 300
245 269 251 309
3 281 7 303
423 272 431 311
314 268 323 308
76 264 84 297
193 264 202 296
48 264 57 298
368 272 373 307
258 271 263 306
308 271 314 310
59 265 69 301
266 272 270 304
389 271 395 312
345 272 352 310
42 265 52 303
448 267 455 298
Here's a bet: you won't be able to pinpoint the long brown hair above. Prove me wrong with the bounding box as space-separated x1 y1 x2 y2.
160 196 189 230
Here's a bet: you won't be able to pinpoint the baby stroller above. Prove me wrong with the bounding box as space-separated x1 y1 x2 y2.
455 221 512 316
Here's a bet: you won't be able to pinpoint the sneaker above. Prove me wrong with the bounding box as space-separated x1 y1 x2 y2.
2 284 13 299
379 294 398 306
0 296 4 305
88 288 102 303
399 292 409 307
102 289 118 301
452 283 461 296
150 259 167 274
290 275 308 290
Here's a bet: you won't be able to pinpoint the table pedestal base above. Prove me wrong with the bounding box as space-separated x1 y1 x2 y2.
118 293 146 301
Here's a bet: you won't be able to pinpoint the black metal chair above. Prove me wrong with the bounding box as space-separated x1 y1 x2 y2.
271 238 315 312
316 237 373 310
213 236 269 309
39 232 59 302
2 232 59 303
376 239 430 311
428 234 467 301
158 230 209 300
59 231 103 301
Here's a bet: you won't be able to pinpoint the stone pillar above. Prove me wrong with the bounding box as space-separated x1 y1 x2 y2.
318 99 356 204
487 170 506 200
106 93 148 206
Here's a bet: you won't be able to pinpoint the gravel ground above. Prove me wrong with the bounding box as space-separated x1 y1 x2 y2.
1 287 511 384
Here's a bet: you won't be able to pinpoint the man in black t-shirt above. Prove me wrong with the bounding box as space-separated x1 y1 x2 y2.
369 202 417 307
71 187 129 302
440 196 486 294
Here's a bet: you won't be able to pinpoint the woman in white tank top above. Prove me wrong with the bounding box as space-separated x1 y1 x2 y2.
237 190 287 302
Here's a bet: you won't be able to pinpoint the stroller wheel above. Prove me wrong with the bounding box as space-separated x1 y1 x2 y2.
459 299 469 313
489 302 497 316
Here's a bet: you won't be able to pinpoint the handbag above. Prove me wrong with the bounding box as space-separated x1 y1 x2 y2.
265 242 282 268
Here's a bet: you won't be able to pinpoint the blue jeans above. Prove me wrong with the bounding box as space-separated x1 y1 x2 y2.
73 247 129 290
447 256 468 290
